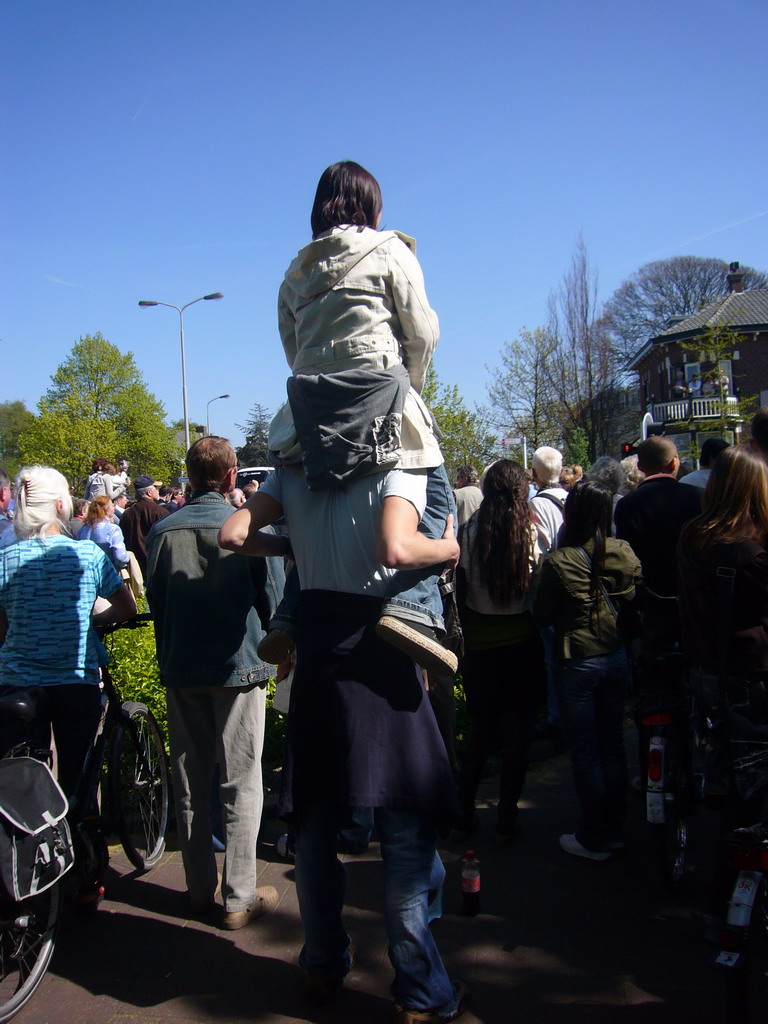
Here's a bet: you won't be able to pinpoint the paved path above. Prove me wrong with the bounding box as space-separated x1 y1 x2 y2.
16 740 730 1024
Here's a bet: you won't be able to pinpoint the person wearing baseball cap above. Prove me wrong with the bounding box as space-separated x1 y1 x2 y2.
118 475 169 576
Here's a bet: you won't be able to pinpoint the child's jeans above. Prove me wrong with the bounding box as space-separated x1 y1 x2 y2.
268 464 456 636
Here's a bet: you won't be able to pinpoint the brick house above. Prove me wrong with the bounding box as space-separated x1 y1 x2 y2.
627 263 768 458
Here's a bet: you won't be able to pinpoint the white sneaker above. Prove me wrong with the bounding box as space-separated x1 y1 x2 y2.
559 833 611 861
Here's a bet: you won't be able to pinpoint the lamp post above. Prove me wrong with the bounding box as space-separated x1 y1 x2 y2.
206 393 230 436
138 292 224 452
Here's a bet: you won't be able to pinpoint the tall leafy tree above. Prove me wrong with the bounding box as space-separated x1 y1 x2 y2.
422 367 498 479
487 327 563 452
605 256 768 365
0 401 37 477
20 333 180 492
488 239 636 464
236 403 272 466
545 236 625 462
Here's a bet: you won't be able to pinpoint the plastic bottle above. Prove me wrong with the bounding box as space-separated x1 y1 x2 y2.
461 850 480 916
276 833 295 862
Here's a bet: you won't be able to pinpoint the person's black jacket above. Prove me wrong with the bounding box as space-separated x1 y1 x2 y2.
614 476 701 598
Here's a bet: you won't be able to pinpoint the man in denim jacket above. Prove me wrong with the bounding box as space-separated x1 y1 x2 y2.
146 436 285 929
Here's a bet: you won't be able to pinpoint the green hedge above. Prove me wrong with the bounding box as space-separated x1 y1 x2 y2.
105 616 167 740
104 615 290 762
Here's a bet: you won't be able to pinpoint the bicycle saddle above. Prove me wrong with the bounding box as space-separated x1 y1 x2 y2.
0 688 40 723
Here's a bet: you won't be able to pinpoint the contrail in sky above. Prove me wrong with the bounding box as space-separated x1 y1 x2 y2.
132 90 153 121
645 209 768 261
448 208 768 339
44 275 100 293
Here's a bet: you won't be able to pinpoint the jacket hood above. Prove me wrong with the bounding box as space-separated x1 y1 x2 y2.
282 226 416 300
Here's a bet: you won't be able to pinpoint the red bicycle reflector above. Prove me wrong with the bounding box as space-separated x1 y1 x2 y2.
719 924 749 954
727 845 768 871
640 712 673 726
648 747 663 782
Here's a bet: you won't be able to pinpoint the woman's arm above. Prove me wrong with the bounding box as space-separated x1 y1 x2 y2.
278 285 299 370
388 242 439 395
109 475 126 500
109 523 130 568
91 583 137 626
101 474 116 500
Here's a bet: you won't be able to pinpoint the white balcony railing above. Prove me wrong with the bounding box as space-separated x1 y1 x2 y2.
652 395 739 423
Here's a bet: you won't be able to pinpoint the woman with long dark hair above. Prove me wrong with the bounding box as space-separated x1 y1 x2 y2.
534 480 641 860
677 445 768 921
454 459 546 843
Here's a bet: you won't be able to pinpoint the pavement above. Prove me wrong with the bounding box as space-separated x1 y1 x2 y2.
15 735 733 1024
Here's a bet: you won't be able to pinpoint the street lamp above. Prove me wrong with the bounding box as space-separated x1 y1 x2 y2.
206 393 230 436
138 292 224 452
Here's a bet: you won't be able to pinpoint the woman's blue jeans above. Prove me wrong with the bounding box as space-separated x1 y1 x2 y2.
556 648 630 852
270 464 455 634
293 801 457 1015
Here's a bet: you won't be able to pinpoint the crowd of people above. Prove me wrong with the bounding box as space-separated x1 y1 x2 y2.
1 160 767 1024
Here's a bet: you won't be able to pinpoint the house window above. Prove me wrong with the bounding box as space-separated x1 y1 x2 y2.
718 360 732 394
671 365 687 399
696 429 734 449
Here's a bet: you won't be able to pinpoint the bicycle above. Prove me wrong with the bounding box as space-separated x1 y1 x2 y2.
0 613 170 1023
711 716 768 1023
717 820 768 1023
0 690 70 1024
634 649 700 892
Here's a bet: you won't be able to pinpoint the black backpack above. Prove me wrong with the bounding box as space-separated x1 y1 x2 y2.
0 757 74 900
534 489 565 512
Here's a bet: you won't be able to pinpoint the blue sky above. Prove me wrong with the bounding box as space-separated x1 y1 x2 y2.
3 0 767 453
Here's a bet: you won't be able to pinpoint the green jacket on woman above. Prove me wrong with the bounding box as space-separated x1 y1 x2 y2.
533 537 641 661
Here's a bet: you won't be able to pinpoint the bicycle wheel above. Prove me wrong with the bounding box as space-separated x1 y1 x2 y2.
650 728 689 891
0 883 61 1024
108 702 169 871
725 876 768 1024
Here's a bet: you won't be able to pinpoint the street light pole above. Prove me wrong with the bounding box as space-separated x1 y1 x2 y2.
206 393 230 436
138 292 224 453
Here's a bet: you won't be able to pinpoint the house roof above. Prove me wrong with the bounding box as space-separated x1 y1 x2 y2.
629 288 768 368
655 289 768 339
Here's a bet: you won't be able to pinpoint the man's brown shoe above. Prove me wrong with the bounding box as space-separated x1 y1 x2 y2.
222 886 278 930
393 980 469 1023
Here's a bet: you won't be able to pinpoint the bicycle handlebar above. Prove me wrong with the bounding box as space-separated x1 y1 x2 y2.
95 612 153 640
